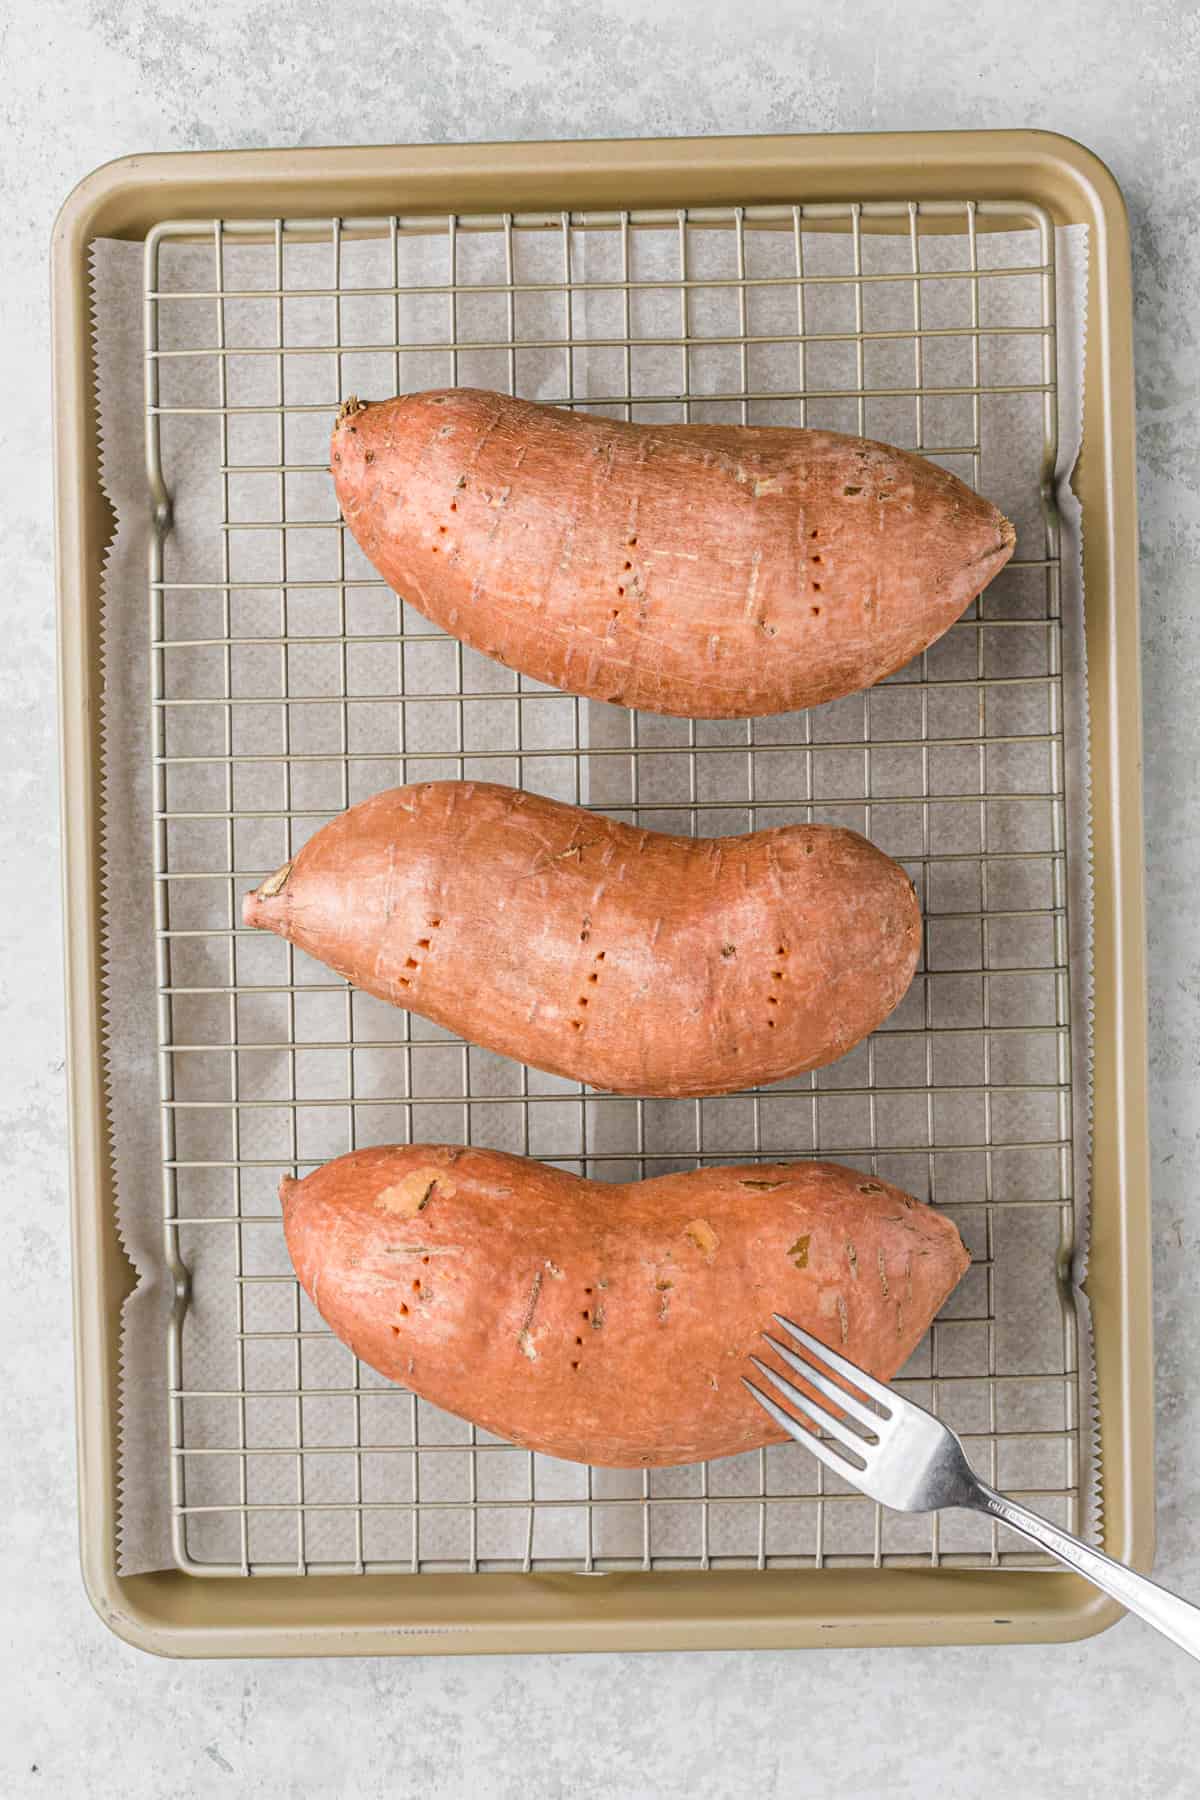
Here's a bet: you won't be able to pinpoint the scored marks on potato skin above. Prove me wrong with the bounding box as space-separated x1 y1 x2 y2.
570 948 606 1031
395 915 443 993
571 1285 599 1372
767 943 788 1030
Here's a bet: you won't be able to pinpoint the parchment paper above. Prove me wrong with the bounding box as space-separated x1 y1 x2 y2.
92 218 1097 1576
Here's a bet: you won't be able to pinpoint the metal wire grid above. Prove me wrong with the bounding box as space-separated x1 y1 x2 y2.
144 199 1080 1577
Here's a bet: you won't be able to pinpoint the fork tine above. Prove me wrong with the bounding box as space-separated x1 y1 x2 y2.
762 1334 884 1434
749 1356 869 1461
771 1314 895 1409
742 1378 866 1478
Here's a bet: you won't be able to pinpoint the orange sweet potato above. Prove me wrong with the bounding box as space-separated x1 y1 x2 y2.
244 780 920 1098
283 1145 969 1467
331 388 1014 719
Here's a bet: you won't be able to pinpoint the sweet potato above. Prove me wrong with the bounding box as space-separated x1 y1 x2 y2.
243 780 920 1097
283 1145 968 1467
331 388 1015 719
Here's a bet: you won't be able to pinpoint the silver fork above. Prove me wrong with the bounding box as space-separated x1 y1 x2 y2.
746 1314 1200 1661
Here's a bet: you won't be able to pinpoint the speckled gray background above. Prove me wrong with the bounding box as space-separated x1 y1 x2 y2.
5 2 1199 1795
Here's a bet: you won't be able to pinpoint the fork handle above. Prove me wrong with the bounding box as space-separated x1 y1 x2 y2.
969 1481 1200 1662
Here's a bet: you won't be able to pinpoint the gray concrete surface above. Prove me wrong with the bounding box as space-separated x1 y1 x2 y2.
4 2 1198 1795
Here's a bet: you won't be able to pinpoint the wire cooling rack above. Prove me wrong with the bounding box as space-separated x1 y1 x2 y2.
144 198 1083 1576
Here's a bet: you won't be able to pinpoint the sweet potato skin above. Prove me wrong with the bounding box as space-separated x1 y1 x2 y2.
282 1145 969 1467
244 780 921 1098
332 388 1015 719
